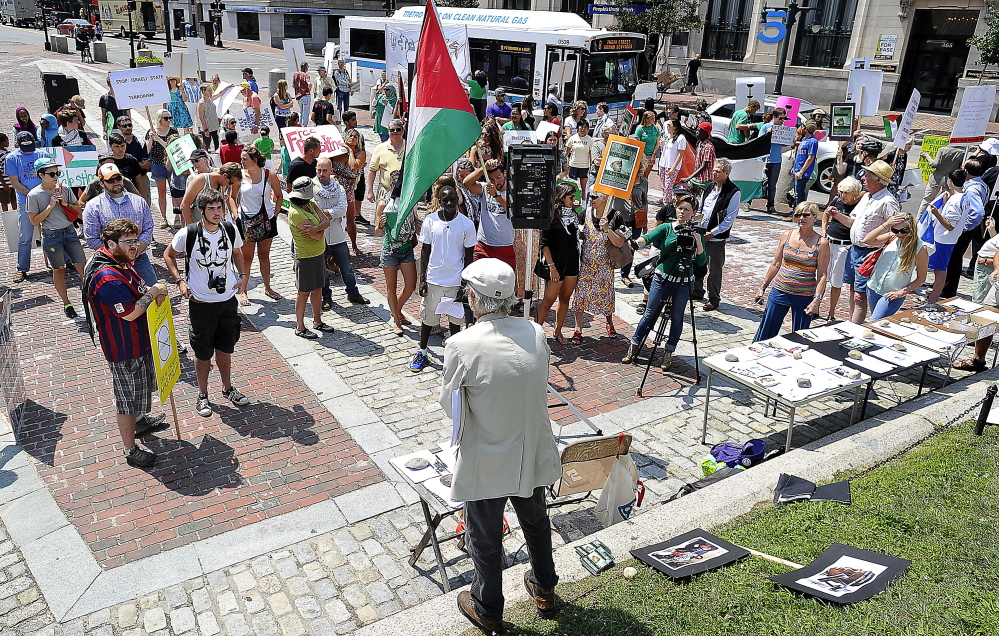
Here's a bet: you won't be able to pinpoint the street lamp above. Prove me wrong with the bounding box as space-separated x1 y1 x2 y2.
41 3 51 51
127 0 136 68
765 0 822 95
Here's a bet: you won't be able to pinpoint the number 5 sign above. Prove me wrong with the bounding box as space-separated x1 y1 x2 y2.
758 10 787 44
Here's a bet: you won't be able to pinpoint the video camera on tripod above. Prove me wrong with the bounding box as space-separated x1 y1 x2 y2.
673 221 706 260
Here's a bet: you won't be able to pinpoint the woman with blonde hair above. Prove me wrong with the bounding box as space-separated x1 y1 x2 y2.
331 127 366 255
862 210 929 320
753 201 830 341
145 108 179 228
820 175 863 320
273 79 294 130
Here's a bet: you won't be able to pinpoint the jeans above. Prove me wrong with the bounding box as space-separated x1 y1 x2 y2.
335 90 350 116
764 162 781 209
867 288 906 321
298 95 312 124
631 272 691 351
133 252 158 286
753 288 814 342
942 228 975 298
464 487 557 623
16 205 33 273
202 129 219 150
322 242 360 300
794 176 810 207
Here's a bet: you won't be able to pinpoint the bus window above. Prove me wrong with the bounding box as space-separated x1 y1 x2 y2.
470 41 491 83
349 28 386 59
580 53 640 105
562 53 578 105
496 44 533 92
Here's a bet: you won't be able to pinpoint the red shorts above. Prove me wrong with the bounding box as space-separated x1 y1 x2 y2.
473 243 516 271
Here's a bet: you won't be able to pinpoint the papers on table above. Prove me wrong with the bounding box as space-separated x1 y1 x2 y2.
875 321 917 338
798 326 845 342
423 475 464 509
904 331 956 352
767 336 810 354
974 309 999 323
827 321 870 339
869 346 934 367
436 297 466 320
943 298 984 312
798 349 841 370
390 449 446 484
915 326 966 346
759 354 795 371
842 351 896 375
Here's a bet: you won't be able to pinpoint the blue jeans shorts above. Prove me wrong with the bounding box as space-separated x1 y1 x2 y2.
41 226 86 269
380 246 415 268
150 162 170 180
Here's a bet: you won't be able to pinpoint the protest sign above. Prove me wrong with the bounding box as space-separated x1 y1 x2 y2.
593 135 644 199
281 125 346 159
735 77 766 110
162 52 199 80
109 67 170 109
284 39 307 75
618 104 638 136
771 125 796 146
829 103 855 141
633 82 657 102
848 58 870 70
535 121 560 142
212 82 242 120
38 146 98 189
148 295 180 405
774 96 801 125
187 37 208 73
950 84 997 145
845 69 883 116
503 129 536 149
917 135 948 182
549 59 576 86
166 134 198 174
893 89 920 149
386 24 469 81
232 102 276 137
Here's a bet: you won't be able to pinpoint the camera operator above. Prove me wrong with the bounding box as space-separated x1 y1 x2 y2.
623 193 706 371
164 189 252 419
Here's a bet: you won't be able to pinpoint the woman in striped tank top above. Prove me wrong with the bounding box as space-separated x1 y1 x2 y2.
753 201 830 342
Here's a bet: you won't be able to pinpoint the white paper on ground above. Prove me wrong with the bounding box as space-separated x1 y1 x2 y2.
436 297 465 320
944 298 984 312
390 449 444 484
916 326 966 346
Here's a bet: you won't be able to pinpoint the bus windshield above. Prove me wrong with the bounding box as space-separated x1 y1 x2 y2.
580 52 640 105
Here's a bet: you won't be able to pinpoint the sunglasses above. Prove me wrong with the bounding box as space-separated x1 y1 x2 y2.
890 226 911 235
162 116 172 120
793 213 812 218
41 170 62 178
103 175 123 183
116 238 140 246
389 128 403 132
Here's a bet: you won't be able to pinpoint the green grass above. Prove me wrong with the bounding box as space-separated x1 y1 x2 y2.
494 425 999 636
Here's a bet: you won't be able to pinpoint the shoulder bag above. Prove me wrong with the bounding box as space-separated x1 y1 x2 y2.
857 236 895 277
241 170 271 242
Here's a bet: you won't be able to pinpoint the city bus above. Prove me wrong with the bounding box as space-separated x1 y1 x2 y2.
341 7 648 115
97 0 163 38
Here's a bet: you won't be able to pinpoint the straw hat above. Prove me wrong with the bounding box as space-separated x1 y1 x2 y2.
865 160 894 184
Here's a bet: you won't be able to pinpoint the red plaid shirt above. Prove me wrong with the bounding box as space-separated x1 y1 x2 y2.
695 139 716 182
292 71 310 99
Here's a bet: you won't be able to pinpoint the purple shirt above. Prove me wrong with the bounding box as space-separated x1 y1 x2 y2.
83 192 154 249
486 101 512 119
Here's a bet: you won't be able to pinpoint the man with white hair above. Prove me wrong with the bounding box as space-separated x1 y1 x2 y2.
695 157 741 310
441 258 561 634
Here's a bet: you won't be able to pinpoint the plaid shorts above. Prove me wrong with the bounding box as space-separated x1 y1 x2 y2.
107 353 155 415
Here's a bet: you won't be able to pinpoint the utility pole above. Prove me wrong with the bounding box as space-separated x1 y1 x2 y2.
762 0 821 95
127 0 136 67
164 0 172 53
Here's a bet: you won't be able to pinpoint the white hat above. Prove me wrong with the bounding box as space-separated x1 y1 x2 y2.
290 176 318 200
461 258 516 299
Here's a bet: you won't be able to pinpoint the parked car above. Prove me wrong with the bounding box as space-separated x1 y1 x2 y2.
705 96 839 194
56 19 94 37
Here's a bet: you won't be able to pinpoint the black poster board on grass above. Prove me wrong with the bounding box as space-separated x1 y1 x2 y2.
771 544 910 604
630 529 750 578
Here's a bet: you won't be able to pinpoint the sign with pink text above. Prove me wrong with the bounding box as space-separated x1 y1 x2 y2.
280 125 346 159
774 96 801 125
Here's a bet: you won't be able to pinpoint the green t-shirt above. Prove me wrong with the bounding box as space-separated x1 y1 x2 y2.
634 125 660 155
641 222 708 281
288 201 326 259
502 121 531 131
468 79 486 100
728 109 750 144
254 137 274 156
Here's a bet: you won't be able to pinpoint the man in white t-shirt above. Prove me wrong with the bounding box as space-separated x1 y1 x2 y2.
164 189 252 418
410 184 477 373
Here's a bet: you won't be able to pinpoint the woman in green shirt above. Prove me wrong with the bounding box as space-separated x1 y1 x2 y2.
373 82 399 143
287 177 335 339
467 70 487 122
634 110 661 157
622 193 706 370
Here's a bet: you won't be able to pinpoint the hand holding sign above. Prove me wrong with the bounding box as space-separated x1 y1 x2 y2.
281 125 346 159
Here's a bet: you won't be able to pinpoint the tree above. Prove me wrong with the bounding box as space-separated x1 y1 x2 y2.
968 21 999 85
436 0 479 7
614 0 706 73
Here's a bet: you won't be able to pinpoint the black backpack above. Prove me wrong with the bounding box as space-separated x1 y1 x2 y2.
182 221 237 280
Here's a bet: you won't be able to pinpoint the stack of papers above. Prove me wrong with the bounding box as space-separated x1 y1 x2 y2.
390 450 446 484
876 321 917 338
798 326 846 342
943 298 984 312
915 326 966 346
843 352 895 375
974 309 999 323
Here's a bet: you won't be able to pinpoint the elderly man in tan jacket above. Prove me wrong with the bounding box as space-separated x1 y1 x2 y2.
441 258 562 635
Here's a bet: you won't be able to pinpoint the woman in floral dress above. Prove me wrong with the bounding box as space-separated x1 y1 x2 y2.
571 191 627 342
165 78 194 134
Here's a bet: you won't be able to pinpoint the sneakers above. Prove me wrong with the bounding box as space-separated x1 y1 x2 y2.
661 350 673 371
523 570 557 619
354 214 372 226
13 271 26 283
457 591 504 635
124 445 156 468
134 413 167 437
409 350 429 373
196 394 212 417
64 304 78 319
222 387 250 406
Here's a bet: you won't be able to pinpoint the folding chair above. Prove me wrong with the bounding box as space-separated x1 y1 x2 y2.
547 433 632 509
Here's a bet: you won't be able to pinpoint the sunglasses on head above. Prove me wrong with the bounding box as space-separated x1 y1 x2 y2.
890 226 911 235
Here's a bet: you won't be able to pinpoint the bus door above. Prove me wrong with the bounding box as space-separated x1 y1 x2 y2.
544 47 581 115
469 39 536 100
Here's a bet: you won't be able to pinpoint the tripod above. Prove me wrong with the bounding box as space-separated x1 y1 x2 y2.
635 254 702 397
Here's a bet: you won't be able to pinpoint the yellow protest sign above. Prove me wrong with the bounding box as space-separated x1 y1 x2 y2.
147 295 181 405
918 135 949 183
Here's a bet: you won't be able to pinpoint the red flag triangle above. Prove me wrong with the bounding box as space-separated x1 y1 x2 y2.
413 2 475 114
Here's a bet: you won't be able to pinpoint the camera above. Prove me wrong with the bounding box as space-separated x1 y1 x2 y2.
674 221 706 260
207 272 227 294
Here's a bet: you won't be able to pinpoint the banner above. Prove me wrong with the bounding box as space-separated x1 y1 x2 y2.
166 134 198 174
503 129 536 149
950 84 997 145
284 39 308 76
281 125 346 159
39 146 98 189
146 295 180 405
593 135 644 198
918 135 949 182
109 66 170 109
893 89 920 149
385 24 469 82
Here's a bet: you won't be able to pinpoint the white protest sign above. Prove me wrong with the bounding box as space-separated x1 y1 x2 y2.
735 77 765 110
385 24 469 82
212 81 242 119
162 52 199 80
281 125 346 159
950 84 997 145
845 69 884 116
187 37 208 73
535 121 560 142
549 60 576 86
770 125 796 146
503 129 536 149
284 39 307 75
232 102 276 138
633 82 657 102
893 88 920 149
109 67 170 109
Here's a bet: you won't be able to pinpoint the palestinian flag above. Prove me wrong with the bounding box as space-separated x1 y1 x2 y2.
392 0 480 237
883 113 900 141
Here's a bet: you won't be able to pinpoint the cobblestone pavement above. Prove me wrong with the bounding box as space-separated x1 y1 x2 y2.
0 45 986 636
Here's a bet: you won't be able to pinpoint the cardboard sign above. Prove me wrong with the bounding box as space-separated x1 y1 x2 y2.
162 52 199 80
950 84 997 145
503 129 536 149
166 134 198 174
633 82 657 102
771 124 796 146
618 104 638 136
281 125 346 159
593 135 644 199
774 96 801 125
893 89 920 149
109 67 170 109
284 39 308 76
829 103 856 141
917 135 949 182
232 102 276 138
549 59 576 86
845 70 884 116
187 37 208 73
735 77 766 111
147 295 181 405
38 146 98 189
212 81 243 119
386 24 469 81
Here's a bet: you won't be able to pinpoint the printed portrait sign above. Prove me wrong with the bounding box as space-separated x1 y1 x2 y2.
829 103 856 141
631 529 750 579
281 125 346 159
108 67 170 109
771 544 910 604
593 135 644 199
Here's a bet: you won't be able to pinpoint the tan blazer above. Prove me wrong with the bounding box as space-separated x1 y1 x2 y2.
440 313 561 502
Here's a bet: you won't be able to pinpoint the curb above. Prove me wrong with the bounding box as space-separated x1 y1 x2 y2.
354 368 997 636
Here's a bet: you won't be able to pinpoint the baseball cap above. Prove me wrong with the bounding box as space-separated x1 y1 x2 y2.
495 88 506 95
461 258 516 299
33 157 57 173
698 122 712 134
16 131 35 149
98 163 122 180
190 149 210 163
98 152 116 164
290 176 318 200
805 121 817 133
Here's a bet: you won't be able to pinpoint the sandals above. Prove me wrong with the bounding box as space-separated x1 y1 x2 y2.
570 330 583 345
636 301 647 313
159 220 171 229
264 289 282 300
400 316 412 326
294 328 318 339
238 294 250 307
313 323 336 333
954 358 987 372
554 332 568 345
392 323 405 336
606 323 618 338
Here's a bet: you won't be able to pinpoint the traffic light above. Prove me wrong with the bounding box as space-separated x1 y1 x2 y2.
126 0 136 10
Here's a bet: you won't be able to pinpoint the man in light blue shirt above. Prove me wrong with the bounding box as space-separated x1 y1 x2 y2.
793 121 818 207
941 158 988 297
5 132 45 282
84 163 157 286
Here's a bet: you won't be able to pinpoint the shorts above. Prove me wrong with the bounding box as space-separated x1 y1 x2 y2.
295 253 326 292
41 226 86 269
827 242 851 289
189 296 242 361
151 162 170 180
473 242 517 271
568 166 588 179
354 177 365 202
0 185 12 207
235 214 279 242
843 245 874 292
170 186 186 199
108 353 155 415
420 283 462 326
928 241 955 271
380 245 416 268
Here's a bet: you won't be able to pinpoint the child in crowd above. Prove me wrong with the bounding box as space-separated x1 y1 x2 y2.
220 129 243 164
254 126 274 157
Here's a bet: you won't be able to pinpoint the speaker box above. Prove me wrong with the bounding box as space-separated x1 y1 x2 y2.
507 144 557 230
41 72 80 117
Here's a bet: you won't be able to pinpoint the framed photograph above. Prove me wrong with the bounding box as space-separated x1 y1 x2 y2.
771 544 910 604
630 529 749 579
593 135 644 199
829 103 856 141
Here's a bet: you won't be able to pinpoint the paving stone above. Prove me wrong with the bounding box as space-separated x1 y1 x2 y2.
266 593 292 617
243 590 266 614
331 566 356 588
86 609 110 629
341 585 367 609
192 588 212 614
323 599 351 624
222 615 250 636
301 563 325 583
251 558 275 578
360 540 384 557
196 611 220 636
293 596 322 621
258 576 282 596
333 620 358 635
117 604 138 629
170 608 197 633
310 618 335 636
217 592 239 616
233 572 257 593
375 601 401 619
143 608 167 633
273 560 299 579
348 525 373 542
291 545 317 565
250 613 279 636
396 585 421 608
354 605 378 625
311 579 338 602
366 581 394 605
331 532 358 556
88 626 112 636
206 572 229 594
164 585 188 608
371 555 404 581
277 615 305 636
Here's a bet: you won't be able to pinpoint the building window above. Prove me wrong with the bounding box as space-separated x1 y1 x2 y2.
503 0 531 9
561 0 591 25
791 0 857 68
284 14 311 40
236 12 259 41
349 28 386 59
328 15 341 40
701 0 753 61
